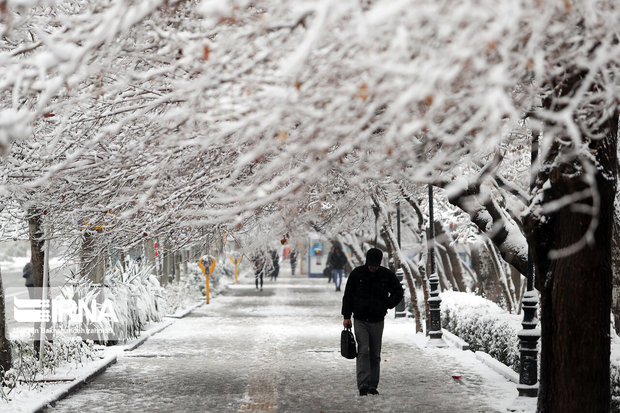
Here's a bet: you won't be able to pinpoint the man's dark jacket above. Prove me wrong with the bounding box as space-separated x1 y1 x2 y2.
329 250 347 270
342 265 404 322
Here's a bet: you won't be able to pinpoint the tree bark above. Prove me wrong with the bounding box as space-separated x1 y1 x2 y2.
612 195 620 334
0 267 12 372
528 106 617 412
183 250 189 276
161 239 170 287
28 209 45 354
485 239 515 313
146 238 156 275
80 229 105 283
28 210 45 291
175 251 181 283
433 221 464 291
380 226 423 332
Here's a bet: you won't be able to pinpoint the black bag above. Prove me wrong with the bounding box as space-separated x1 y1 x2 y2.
340 328 357 359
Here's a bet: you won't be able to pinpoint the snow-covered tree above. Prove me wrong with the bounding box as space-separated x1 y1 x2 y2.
0 1 618 411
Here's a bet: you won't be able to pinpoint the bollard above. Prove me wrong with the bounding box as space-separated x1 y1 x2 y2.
230 252 242 284
205 274 210 304
198 255 216 304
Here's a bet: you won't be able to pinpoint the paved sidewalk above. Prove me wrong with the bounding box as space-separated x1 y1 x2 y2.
46 268 517 412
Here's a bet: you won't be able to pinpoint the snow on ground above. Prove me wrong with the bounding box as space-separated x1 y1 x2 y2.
38 266 530 413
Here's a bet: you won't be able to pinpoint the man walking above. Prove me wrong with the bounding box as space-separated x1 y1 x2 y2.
328 244 347 292
23 260 35 299
341 248 404 396
289 249 297 275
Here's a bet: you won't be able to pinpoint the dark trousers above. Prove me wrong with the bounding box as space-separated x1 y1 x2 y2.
255 272 263 289
353 319 384 391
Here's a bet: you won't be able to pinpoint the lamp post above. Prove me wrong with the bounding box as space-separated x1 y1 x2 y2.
517 134 540 397
394 202 407 318
427 184 446 347
396 202 401 248
517 256 539 397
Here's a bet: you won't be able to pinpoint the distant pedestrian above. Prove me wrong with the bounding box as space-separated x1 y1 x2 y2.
324 246 335 283
341 248 404 396
252 252 266 291
22 260 35 299
328 245 347 292
269 249 280 281
290 249 297 275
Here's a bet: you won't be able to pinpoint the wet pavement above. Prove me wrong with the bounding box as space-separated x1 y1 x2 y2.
46 268 517 413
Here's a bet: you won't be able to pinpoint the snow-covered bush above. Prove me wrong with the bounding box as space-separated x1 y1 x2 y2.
211 257 235 289
611 362 620 412
441 291 522 371
162 270 204 315
105 261 164 341
0 336 95 401
443 292 620 410
56 261 164 344
193 256 236 295
610 335 620 412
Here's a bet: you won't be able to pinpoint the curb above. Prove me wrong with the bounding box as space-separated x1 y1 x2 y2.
165 301 205 319
5 300 203 413
439 329 519 385
122 320 174 352
475 351 519 383
21 354 117 413
441 328 470 350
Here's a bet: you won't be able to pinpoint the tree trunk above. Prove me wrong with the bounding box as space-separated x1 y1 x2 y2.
380 226 423 332
435 243 451 290
160 239 169 287
120 252 126 272
28 210 45 354
471 243 486 295
183 250 189 276
434 221 467 292
443 240 467 292
80 229 105 283
0 267 12 372
146 239 156 275
612 195 620 334
528 111 617 412
371 192 424 332
28 211 45 291
485 239 515 313
175 251 181 283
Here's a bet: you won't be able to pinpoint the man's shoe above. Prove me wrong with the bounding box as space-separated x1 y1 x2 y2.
368 389 379 395
359 388 368 396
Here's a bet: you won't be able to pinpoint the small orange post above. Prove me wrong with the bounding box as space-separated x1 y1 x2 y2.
198 255 216 304
205 274 210 304
230 252 242 284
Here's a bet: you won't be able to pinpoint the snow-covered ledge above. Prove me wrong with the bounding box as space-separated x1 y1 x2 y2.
475 351 519 384
442 328 470 350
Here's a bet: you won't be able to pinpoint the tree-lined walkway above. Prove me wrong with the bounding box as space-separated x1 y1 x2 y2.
47 267 517 412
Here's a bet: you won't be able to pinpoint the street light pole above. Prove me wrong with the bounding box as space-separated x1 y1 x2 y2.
396 202 401 248
427 184 446 347
517 134 540 397
394 202 406 318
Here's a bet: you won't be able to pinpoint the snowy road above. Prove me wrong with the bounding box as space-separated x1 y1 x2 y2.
47 268 517 412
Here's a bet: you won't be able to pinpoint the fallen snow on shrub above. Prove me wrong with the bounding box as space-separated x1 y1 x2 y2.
440 290 523 372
